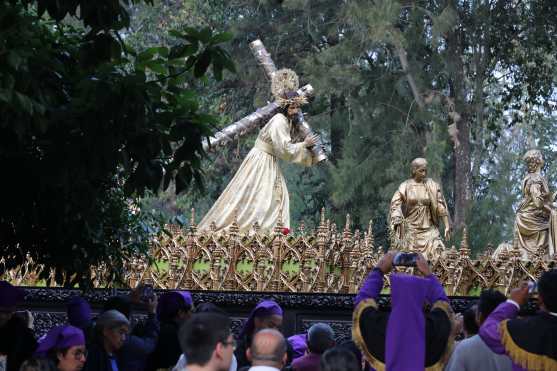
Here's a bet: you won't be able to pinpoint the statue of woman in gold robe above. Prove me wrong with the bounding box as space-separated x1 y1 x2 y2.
389 158 451 259
513 149 557 258
198 69 319 234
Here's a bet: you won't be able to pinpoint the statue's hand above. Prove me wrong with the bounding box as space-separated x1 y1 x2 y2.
444 226 451 241
303 133 319 148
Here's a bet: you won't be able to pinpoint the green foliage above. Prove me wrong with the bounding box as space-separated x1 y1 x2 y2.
0 0 234 287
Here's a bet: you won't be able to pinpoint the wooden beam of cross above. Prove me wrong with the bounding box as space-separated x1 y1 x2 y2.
203 40 327 162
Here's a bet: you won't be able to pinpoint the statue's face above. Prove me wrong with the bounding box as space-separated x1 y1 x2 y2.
287 105 300 118
526 159 541 173
413 164 427 181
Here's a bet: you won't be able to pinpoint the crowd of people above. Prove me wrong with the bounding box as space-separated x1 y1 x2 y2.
0 252 556 371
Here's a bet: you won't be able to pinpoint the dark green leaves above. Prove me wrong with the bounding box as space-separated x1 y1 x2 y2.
0 0 236 287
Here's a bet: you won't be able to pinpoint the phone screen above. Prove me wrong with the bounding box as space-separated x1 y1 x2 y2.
393 252 418 267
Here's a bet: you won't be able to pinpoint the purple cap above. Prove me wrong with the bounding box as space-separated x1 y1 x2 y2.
157 291 193 321
67 296 92 328
0 281 25 308
35 325 85 356
239 300 283 338
288 333 308 360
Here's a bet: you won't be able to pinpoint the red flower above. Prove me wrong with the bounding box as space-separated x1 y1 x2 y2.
282 227 290 235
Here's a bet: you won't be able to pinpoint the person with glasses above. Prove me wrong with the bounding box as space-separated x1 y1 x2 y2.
34 325 87 371
84 310 129 371
178 313 234 371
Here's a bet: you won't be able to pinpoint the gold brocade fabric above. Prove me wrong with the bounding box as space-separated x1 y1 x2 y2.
389 179 449 259
513 173 557 257
198 113 314 234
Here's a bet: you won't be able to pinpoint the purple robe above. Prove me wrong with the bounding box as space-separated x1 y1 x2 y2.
353 269 452 371
478 301 553 371
386 274 447 371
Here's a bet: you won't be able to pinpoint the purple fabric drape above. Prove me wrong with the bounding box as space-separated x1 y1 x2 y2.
385 274 432 371
354 268 384 306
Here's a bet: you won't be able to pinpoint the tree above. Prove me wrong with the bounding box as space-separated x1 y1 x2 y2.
0 0 234 286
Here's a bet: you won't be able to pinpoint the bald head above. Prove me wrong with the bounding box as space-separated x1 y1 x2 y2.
248 329 287 367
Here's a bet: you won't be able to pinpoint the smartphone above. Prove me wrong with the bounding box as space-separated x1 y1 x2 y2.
392 252 418 267
140 284 155 302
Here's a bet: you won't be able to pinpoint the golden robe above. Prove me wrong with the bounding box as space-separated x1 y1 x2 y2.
198 113 315 234
389 178 449 259
513 173 557 257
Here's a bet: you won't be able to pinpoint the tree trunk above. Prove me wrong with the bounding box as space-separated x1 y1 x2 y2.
447 26 473 232
454 115 472 230
329 94 347 163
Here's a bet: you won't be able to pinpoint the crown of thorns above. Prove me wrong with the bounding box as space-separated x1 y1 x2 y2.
271 68 308 107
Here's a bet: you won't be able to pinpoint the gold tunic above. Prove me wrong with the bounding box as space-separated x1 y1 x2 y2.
513 173 557 257
198 113 315 234
389 178 449 259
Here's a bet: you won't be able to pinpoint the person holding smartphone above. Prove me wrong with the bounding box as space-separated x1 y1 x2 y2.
352 251 454 371
479 270 557 370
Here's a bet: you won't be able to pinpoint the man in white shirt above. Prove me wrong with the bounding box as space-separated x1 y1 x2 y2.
246 329 287 371
445 289 512 371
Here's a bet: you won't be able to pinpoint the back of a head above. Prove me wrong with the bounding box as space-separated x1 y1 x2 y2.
250 329 287 367
18 358 52 371
320 347 360 371
462 305 479 336
95 309 130 341
179 312 231 366
67 296 92 328
478 289 507 322
307 323 335 354
539 269 557 312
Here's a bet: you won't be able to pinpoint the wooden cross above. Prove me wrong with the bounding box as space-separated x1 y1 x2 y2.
203 39 327 162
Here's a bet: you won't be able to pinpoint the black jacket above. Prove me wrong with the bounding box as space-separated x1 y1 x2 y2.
0 316 37 371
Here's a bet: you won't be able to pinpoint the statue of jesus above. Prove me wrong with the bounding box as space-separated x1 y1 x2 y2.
198 69 319 234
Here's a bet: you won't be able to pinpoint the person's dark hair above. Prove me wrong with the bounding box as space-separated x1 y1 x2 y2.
103 296 132 319
462 305 479 336
194 302 228 315
179 312 231 366
477 289 507 322
251 329 287 364
337 341 362 370
320 347 360 371
307 323 335 354
18 357 53 371
538 269 557 312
